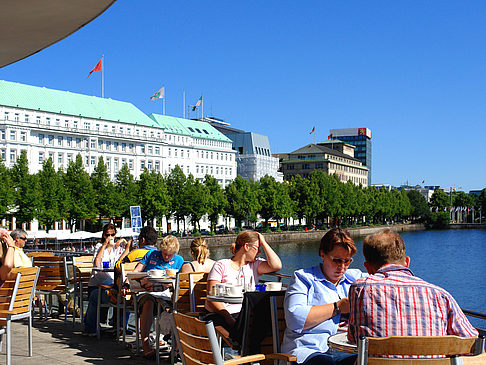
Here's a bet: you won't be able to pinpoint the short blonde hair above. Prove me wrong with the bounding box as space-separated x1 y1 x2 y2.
158 235 179 254
191 237 210 264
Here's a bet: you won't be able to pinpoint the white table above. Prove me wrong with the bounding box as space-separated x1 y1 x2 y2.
206 294 244 304
328 332 357 354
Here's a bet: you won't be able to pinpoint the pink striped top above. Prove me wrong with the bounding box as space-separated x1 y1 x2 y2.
347 264 478 344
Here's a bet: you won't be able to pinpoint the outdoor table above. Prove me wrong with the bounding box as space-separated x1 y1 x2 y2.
236 289 286 356
206 294 244 304
91 266 115 272
328 332 358 354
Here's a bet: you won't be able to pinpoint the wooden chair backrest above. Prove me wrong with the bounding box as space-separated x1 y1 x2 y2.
26 252 54 258
190 272 208 313
73 255 94 290
361 335 482 365
174 272 192 313
33 256 68 292
0 267 40 317
171 311 220 365
119 261 138 288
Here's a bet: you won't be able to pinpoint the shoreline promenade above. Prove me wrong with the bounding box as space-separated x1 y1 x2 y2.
2 319 174 364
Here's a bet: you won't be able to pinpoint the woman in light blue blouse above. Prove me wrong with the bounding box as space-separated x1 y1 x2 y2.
281 228 365 365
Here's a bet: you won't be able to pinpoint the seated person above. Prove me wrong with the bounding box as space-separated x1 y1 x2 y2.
347 229 478 343
180 237 215 273
83 223 128 336
204 231 282 338
125 235 184 358
281 228 365 365
0 229 32 282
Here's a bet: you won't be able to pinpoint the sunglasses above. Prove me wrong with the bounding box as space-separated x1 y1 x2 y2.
105 233 116 237
18 237 27 240
327 255 353 265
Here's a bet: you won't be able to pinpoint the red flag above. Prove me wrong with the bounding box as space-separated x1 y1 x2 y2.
88 58 102 78
309 127 315 134
422 180 425 184
328 133 333 139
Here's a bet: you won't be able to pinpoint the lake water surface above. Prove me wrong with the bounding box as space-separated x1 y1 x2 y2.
181 228 486 327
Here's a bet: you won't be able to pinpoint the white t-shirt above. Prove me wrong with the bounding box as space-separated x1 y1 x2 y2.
206 258 264 314
88 243 124 287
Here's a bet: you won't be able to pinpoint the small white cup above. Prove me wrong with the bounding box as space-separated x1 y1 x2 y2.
226 285 243 297
215 283 227 296
265 281 282 291
148 269 165 278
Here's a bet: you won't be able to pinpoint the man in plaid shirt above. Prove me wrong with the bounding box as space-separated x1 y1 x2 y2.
347 229 477 344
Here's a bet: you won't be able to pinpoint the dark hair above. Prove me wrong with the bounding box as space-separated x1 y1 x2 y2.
363 229 406 268
139 226 158 246
230 231 259 255
102 223 117 240
319 228 357 256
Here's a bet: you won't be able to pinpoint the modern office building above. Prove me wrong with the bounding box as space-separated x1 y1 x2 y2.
205 117 282 182
278 141 369 186
0 80 237 231
329 127 372 185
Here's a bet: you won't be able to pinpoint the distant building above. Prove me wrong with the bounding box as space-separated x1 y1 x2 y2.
0 80 237 232
329 127 372 185
400 185 435 203
277 142 368 186
205 117 282 182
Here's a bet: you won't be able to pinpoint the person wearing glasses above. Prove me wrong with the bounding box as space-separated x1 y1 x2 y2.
347 229 477 344
281 228 365 365
83 223 128 336
0 228 32 282
204 231 282 339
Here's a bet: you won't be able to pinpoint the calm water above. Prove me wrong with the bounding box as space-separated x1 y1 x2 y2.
181 228 486 327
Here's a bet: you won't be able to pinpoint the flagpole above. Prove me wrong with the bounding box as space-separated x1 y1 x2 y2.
182 90 185 118
101 55 104 98
201 96 204 120
163 96 165 115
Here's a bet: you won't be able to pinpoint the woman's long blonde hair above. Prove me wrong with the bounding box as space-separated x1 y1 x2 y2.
190 238 210 264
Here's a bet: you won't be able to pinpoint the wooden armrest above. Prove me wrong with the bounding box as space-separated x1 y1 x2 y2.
265 353 297 362
98 284 112 289
215 325 239 350
224 354 266 365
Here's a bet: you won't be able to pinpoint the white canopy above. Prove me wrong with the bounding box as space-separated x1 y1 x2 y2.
0 0 117 68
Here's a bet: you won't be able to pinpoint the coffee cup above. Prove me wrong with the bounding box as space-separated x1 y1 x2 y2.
148 269 165 278
166 269 177 277
215 283 227 296
226 285 243 297
265 281 282 291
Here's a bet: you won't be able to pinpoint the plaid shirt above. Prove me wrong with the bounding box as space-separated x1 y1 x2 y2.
347 264 478 344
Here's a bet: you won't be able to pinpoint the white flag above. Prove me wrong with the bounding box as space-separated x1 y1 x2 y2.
150 86 165 101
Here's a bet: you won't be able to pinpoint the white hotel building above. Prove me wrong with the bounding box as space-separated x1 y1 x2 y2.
0 80 237 232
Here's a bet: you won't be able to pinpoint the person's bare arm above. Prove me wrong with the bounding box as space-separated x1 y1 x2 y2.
206 279 235 326
256 233 282 275
179 262 192 274
0 231 16 281
303 297 349 330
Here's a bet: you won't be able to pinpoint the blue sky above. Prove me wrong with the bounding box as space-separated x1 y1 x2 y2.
1 1 485 192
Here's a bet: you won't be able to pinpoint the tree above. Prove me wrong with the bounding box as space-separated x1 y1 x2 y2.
166 166 187 233
138 169 170 226
204 175 227 232
0 159 14 219
225 175 260 229
257 175 280 227
91 157 117 220
63 154 96 231
11 150 39 224
185 174 210 231
430 189 449 211
406 190 429 222
114 164 138 220
37 158 64 232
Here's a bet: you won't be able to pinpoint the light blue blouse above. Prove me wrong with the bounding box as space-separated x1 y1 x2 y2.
281 264 365 364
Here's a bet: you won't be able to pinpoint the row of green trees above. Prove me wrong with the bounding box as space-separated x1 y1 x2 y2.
1 151 485 232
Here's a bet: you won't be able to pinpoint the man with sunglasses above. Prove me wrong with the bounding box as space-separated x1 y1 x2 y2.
8 229 32 268
347 229 477 344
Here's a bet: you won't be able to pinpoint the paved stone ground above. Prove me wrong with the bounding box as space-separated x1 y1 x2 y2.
0 318 174 364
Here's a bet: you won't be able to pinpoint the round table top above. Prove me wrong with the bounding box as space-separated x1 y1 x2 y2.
328 332 357 354
91 266 115 272
146 276 175 284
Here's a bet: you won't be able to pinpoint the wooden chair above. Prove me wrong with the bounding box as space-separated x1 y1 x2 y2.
0 267 40 365
71 255 93 325
96 261 138 340
33 255 72 322
26 251 54 258
357 335 485 365
171 311 292 365
172 272 209 314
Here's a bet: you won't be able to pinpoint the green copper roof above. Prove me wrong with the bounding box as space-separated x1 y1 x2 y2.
149 114 232 142
0 80 158 127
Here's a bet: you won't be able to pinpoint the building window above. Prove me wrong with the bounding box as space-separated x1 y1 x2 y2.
14 113 19 122
39 152 44 164
168 148 171 157
106 141 111 150
148 160 153 170
106 158 111 169
67 137 72 147
122 143 126 152
58 154 63 165
148 146 153 154
140 160 145 170
9 150 16 162
67 154 73 162
114 142 119 151
9 131 16 140
175 149 178 157
1 149 6 161
36 116 41 124
90 157 96 165
25 114 30 123
129 159 133 169
76 138 81 147
155 146 160 155
155 161 160 171
20 131 26 142
1 130 5 140
48 135 54 145
65 120 69 128
98 140 103 149
114 158 118 170
90 140 96 149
